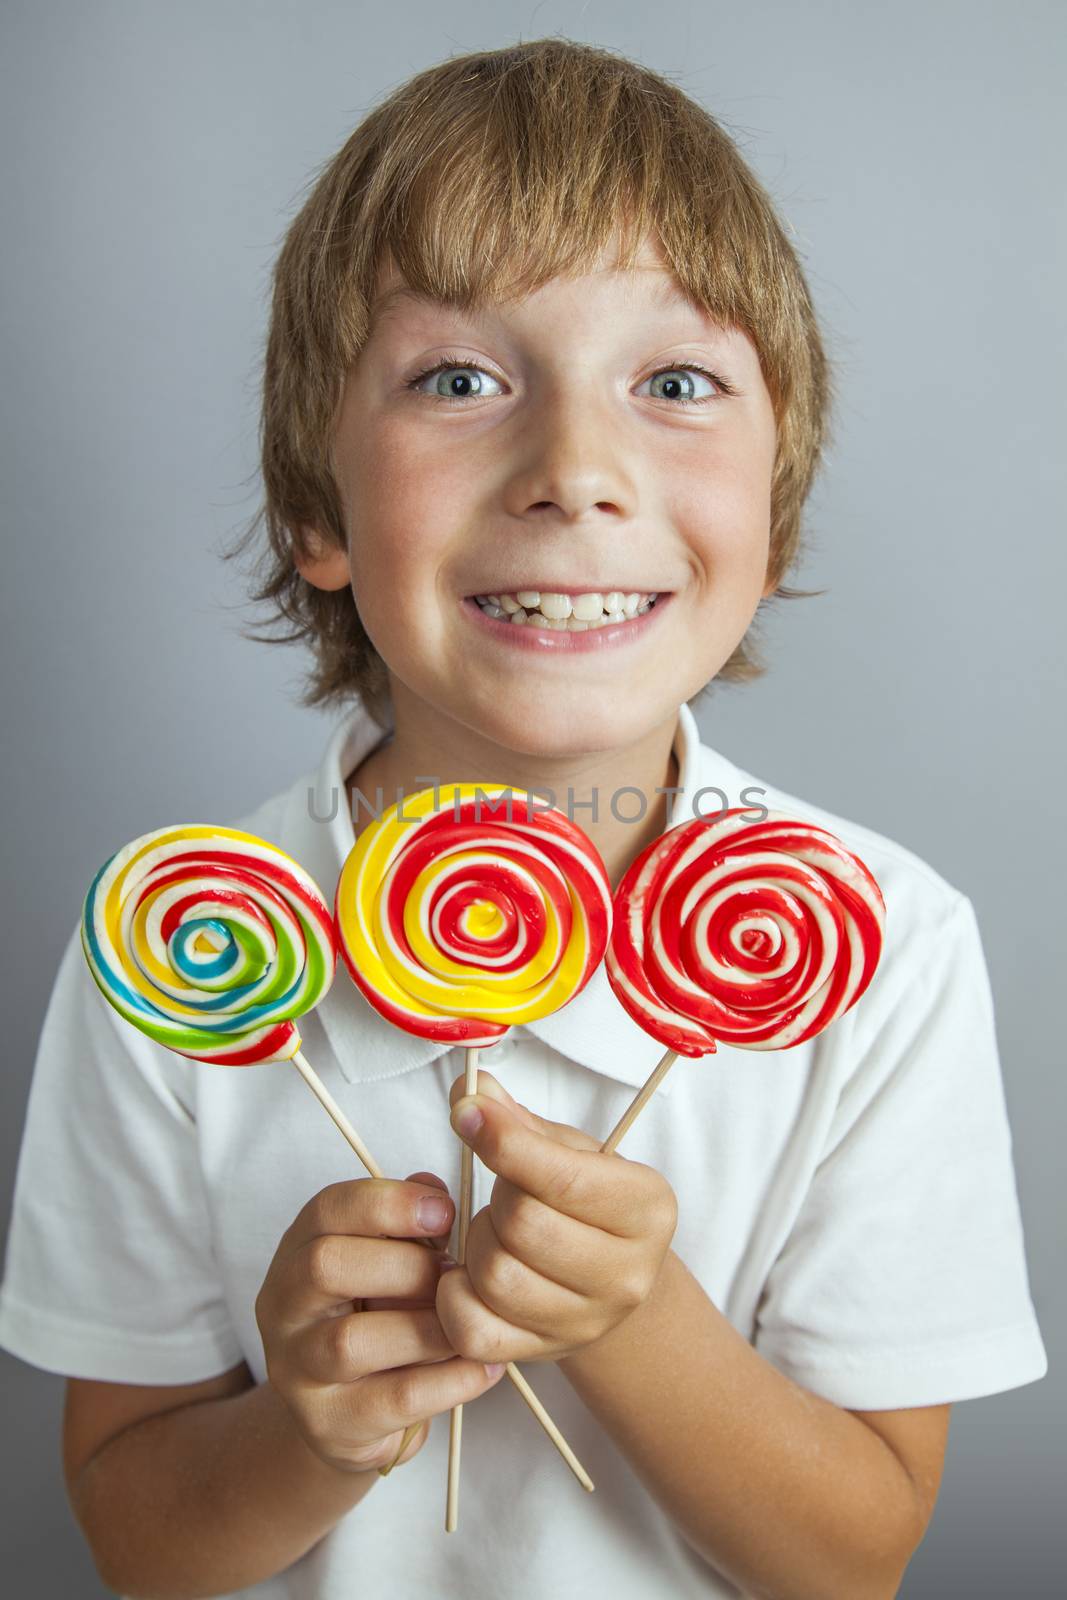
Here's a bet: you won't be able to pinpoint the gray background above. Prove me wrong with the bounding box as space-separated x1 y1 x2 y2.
1 0 1063 1591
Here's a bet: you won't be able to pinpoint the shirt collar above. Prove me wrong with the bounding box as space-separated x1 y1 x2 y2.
279 698 747 1092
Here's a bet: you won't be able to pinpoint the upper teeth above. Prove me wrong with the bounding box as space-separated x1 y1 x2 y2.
474 590 658 629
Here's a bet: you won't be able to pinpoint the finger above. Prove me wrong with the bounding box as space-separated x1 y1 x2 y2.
282 1177 456 1259
436 1261 551 1365
487 1176 626 1295
449 1069 600 1153
463 1208 588 1338
290 1305 455 1384
355 1355 506 1437
449 1093 648 1235
449 1069 541 1129
284 1235 448 1320
398 1173 455 1248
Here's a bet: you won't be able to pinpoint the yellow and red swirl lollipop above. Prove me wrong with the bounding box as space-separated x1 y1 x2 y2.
602 807 886 1149
81 824 337 1065
335 783 612 1045
335 783 611 1530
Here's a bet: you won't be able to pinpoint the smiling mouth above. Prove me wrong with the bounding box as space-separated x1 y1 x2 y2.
469 589 661 631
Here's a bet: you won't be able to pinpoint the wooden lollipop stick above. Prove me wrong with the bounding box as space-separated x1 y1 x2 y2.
599 1049 679 1154
457 1045 479 1257
288 1054 428 1470
445 1044 481 1533
381 1234 594 1490
290 1051 386 1178
288 1050 594 1500
288 1053 418 1466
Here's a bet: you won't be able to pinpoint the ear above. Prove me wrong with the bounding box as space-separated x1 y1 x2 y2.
294 526 351 592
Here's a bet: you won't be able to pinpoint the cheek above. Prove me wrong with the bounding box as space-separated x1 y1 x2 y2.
344 422 457 596
671 443 772 577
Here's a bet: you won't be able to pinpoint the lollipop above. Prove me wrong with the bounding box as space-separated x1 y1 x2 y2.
335 783 611 1529
602 807 886 1152
335 783 611 1042
80 824 388 1179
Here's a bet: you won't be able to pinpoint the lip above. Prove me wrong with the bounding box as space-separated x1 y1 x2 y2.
460 593 673 653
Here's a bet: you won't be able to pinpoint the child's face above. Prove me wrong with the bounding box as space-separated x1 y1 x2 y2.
305 230 777 757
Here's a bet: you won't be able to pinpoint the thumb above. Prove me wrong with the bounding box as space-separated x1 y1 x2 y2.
449 1067 600 1153
449 1067 542 1130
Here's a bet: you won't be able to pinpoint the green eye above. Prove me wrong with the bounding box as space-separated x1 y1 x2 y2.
407 356 504 400
642 364 730 405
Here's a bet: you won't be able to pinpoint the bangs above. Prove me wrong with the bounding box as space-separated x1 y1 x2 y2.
331 45 790 404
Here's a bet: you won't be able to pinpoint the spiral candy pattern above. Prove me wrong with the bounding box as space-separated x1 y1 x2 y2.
607 808 885 1058
81 825 337 1065
335 785 612 1046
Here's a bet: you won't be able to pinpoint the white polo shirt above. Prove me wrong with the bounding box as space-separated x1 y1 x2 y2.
0 701 1048 1600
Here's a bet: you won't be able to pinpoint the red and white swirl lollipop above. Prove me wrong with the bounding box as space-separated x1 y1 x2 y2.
602 807 886 1151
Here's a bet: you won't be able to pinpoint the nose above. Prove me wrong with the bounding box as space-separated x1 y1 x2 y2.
502 379 638 527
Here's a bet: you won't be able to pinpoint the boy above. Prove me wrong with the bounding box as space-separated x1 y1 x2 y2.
0 38 1047 1600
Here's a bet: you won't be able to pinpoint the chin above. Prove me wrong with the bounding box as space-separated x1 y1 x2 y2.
461 679 672 761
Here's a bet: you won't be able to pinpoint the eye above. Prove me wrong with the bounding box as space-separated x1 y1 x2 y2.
404 354 736 405
406 355 504 402
639 363 733 406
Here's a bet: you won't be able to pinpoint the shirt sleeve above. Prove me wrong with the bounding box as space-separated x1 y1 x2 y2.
753 890 1048 1409
0 924 245 1384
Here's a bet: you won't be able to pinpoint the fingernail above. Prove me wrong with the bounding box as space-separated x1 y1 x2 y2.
452 1100 484 1138
416 1195 451 1231
438 1255 459 1273
484 1362 505 1378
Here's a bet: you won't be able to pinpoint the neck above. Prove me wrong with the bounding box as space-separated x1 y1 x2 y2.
346 680 681 890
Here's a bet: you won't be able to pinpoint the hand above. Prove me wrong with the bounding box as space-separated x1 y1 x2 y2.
436 1070 678 1366
255 1172 506 1473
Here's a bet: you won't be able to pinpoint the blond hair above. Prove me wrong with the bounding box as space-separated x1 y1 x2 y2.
227 37 831 723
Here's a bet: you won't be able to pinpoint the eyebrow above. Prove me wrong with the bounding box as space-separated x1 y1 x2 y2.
368 273 706 333
367 285 455 333
371 285 434 316
644 274 700 311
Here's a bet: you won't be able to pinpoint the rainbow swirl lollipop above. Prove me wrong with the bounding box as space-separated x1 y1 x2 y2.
601 808 885 1151
81 824 337 1065
335 784 612 1045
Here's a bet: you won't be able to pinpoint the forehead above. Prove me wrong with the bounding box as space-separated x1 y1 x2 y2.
367 232 707 333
